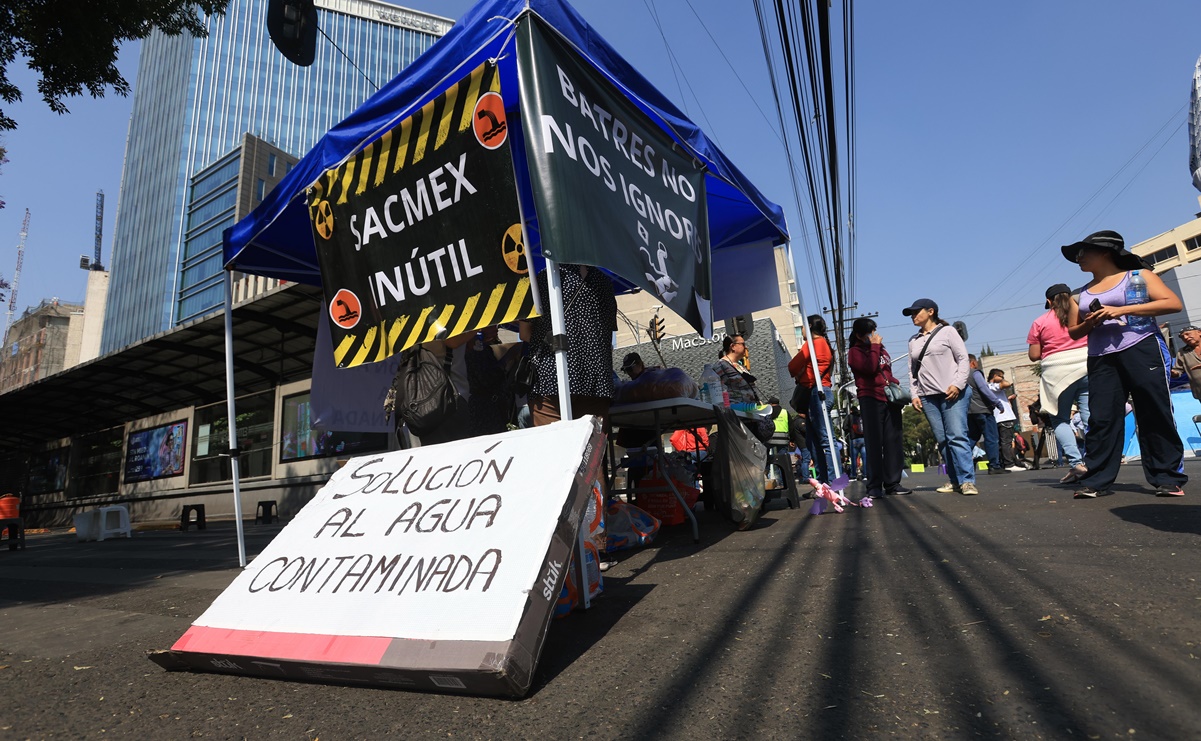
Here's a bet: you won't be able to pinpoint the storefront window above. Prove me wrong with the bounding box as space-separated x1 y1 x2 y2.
69 428 123 499
0 454 25 497
190 391 274 484
27 447 69 496
280 392 388 462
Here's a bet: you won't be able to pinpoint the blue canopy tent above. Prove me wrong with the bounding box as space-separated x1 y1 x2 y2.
223 0 788 287
1121 389 1201 460
217 0 794 561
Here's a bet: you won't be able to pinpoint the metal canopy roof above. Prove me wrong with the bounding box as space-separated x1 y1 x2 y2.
0 284 324 452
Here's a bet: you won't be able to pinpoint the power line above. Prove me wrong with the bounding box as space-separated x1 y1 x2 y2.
643 0 724 148
642 0 689 115
961 102 1187 320
680 0 785 145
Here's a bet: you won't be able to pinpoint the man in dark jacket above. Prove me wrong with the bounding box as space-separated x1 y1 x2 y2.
789 409 811 483
966 354 1009 474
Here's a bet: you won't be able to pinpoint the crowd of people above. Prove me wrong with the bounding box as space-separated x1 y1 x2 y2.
406 230 1190 505
782 230 1187 500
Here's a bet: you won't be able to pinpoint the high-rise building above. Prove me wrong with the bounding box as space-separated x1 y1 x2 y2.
102 0 451 353
180 134 299 323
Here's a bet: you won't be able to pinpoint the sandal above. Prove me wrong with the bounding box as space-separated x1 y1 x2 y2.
1059 464 1087 485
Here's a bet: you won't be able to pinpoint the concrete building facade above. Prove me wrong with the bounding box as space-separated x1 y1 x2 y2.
0 299 85 393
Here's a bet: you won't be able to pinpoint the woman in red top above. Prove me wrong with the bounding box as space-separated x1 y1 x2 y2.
788 315 836 483
847 318 909 496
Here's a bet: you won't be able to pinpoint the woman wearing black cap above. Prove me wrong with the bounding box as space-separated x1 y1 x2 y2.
1027 283 1090 483
1063 230 1187 498
904 298 976 495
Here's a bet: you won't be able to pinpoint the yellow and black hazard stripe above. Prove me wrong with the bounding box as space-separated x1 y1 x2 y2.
333 275 534 368
308 61 500 216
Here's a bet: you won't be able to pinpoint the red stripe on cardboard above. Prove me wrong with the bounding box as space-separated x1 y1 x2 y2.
173 626 391 665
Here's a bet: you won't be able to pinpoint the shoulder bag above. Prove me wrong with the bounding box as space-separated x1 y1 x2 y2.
884 380 911 407
907 324 946 389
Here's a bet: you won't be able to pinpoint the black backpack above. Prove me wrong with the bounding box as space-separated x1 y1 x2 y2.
384 344 455 437
788 413 808 447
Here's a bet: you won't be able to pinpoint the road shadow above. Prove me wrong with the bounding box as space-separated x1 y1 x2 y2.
0 523 278 607
631 513 821 738
530 578 655 693
1110 504 1201 535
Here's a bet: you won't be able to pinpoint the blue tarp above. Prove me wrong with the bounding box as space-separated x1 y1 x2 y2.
223 0 789 289
1121 389 1201 459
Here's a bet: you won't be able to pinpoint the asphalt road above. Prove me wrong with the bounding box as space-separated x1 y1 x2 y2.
1 462 1199 740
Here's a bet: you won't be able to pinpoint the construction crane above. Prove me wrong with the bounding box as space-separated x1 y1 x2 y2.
5 209 28 337
92 190 104 270
81 191 105 271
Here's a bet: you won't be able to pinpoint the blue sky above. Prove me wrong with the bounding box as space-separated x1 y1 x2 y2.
1 0 1200 361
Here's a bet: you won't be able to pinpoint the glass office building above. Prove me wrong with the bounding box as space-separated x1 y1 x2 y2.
102 0 451 353
178 134 298 324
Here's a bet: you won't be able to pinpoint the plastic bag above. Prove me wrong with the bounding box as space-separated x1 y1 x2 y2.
555 540 602 618
605 499 661 552
613 367 700 404
714 406 768 529
554 480 605 617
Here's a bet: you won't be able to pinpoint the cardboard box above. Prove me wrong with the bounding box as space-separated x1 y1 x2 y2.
150 417 607 698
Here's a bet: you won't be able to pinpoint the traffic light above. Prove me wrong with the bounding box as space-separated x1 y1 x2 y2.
724 314 753 340
648 315 666 343
268 0 318 67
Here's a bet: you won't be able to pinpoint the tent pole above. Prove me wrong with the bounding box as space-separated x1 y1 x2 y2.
544 259 573 421
223 270 248 568
545 257 590 608
786 242 843 482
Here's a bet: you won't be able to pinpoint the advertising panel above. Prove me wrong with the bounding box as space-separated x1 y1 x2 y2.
125 421 187 483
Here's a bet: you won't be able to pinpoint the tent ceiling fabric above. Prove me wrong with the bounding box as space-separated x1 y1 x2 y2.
0 285 323 451
223 0 788 289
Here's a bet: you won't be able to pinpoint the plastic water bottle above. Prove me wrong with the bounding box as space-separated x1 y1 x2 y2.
699 364 720 405
1125 270 1155 332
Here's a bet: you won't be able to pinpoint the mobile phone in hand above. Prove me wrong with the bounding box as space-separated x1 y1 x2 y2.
1088 298 1125 325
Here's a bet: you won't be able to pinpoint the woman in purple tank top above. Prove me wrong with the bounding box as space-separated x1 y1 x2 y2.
1062 230 1187 498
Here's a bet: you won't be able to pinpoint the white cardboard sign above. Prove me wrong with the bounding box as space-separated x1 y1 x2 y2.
193 418 600 643
153 417 605 697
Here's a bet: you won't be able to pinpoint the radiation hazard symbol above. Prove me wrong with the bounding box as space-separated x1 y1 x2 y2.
313 199 335 240
473 91 508 150
329 288 362 330
501 223 527 274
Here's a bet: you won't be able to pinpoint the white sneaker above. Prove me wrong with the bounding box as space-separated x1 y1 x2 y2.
935 482 959 494
1006 466 1025 472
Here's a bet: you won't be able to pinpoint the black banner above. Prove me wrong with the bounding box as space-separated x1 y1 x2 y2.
307 62 537 368
516 17 712 335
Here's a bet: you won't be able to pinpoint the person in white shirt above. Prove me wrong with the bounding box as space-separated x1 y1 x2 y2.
988 368 1022 471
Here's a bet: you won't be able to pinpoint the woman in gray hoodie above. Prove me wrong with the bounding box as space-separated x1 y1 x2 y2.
904 298 975 495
